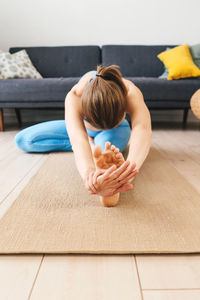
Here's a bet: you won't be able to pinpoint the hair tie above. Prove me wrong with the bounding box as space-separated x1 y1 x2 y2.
96 74 103 78
96 74 111 81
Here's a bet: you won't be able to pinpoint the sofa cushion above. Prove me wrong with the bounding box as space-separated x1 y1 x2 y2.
9 46 101 78
102 45 178 77
0 78 79 102
157 44 200 80
0 77 199 105
190 44 200 68
160 45 200 79
0 50 42 79
126 77 200 101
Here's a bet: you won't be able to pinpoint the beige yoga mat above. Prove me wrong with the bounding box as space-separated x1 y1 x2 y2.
0 146 200 254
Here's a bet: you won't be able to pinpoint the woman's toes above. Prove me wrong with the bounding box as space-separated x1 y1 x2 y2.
93 145 102 159
111 145 115 151
111 145 119 153
105 141 111 150
116 152 124 159
115 151 125 166
110 144 119 153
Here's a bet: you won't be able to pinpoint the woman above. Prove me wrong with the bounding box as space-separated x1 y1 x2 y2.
15 65 152 205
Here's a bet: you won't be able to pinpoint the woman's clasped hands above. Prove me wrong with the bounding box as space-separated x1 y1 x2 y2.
84 160 139 197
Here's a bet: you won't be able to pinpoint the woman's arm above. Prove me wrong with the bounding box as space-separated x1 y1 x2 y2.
127 127 152 171
125 82 152 171
65 90 96 180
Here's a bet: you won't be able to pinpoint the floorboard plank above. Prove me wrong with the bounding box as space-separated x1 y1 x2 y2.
0 155 47 219
136 254 200 289
151 131 200 193
30 255 142 300
143 289 200 300
0 131 47 209
0 255 43 300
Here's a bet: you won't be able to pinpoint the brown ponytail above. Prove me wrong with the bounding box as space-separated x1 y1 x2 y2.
81 64 128 129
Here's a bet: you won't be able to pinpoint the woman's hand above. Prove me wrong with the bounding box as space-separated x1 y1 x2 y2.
83 168 105 194
84 161 139 197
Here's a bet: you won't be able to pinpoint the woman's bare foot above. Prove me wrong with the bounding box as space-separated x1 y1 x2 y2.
93 141 125 169
93 142 125 207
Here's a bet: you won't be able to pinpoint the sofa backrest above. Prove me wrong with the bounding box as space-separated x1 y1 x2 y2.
9 46 101 78
102 45 177 77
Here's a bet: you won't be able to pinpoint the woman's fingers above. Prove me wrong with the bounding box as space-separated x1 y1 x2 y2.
117 169 139 186
116 163 137 182
97 164 117 183
87 160 138 196
88 169 107 194
88 171 97 193
114 183 133 193
106 160 135 181
89 191 96 195
111 161 132 179
93 169 104 185
96 160 137 186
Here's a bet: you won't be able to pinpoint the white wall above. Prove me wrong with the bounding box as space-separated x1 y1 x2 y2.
0 0 199 51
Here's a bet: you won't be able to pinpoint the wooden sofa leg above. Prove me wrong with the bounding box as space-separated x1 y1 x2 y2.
182 108 189 129
0 109 4 131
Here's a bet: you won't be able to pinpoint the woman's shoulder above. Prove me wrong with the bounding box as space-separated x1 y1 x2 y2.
122 78 137 94
122 78 139 109
123 78 141 113
72 71 96 97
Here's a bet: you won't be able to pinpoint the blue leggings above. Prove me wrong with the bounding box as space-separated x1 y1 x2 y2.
15 119 131 153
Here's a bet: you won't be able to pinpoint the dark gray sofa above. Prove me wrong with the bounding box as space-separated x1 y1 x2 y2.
0 44 199 131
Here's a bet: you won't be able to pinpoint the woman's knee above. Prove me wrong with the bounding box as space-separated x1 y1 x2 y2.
94 135 125 152
94 127 131 152
14 120 71 153
15 131 34 153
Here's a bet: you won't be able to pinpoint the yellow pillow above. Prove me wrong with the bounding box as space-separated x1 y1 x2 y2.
157 44 200 80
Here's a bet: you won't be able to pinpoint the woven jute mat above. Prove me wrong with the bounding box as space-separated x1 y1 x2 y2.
0 146 200 254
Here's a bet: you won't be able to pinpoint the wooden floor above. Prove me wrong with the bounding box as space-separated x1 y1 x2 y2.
1 122 200 300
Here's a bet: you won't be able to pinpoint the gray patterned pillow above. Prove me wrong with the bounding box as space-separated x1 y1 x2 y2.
0 49 42 79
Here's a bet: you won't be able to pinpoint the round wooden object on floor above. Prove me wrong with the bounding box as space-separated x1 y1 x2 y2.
190 89 200 119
